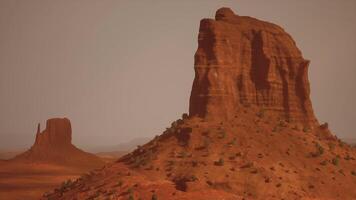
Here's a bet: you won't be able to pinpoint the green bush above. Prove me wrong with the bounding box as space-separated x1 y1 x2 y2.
332 157 339 166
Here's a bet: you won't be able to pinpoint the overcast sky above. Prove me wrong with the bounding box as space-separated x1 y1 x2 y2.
0 0 355 150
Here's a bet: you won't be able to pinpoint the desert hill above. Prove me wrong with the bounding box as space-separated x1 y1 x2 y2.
12 118 104 169
42 8 356 200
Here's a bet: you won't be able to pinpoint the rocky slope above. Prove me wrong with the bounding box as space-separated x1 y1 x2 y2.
13 118 103 169
42 8 356 200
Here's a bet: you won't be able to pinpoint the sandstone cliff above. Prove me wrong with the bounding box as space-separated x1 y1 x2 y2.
190 8 317 126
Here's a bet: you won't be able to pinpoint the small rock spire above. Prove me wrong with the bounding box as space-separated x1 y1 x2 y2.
37 123 41 134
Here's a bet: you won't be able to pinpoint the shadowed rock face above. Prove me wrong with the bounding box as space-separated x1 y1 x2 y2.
189 8 317 126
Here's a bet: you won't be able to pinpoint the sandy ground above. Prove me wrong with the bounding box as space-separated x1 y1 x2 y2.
0 161 101 200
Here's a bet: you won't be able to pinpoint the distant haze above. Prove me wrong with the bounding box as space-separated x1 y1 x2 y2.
0 0 355 150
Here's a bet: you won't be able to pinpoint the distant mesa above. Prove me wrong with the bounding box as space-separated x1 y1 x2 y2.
13 118 103 168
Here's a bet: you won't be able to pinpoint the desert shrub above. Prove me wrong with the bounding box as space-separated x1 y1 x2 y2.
190 175 198 181
218 131 226 139
228 155 236 160
328 142 336 151
59 179 72 192
292 125 300 131
214 158 224 166
151 193 158 200
117 180 123 187
171 121 178 128
351 171 356 176
320 160 328 166
182 113 189 119
128 188 134 200
175 127 192 146
228 138 237 146
278 120 287 127
332 156 339 166
303 127 309 133
178 151 187 158
256 109 265 118
344 154 352 161
311 143 324 157
272 126 278 132
240 162 254 168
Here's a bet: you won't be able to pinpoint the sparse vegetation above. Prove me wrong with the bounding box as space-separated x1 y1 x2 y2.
303 127 309 133
177 151 187 158
272 126 278 132
182 113 189 119
328 142 336 151
351 171 356 176
228 138 237 146
292 125 300 131
320 160 328 166
128 188 134 200
58 179 73 193
256 109 265 118
152 193 158 200
214 158 224 166
311 143 324 157
117 180 123 187
332 156 339 166
218 131 226 139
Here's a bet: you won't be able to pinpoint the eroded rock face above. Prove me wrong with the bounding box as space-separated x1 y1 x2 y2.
34 118 72 148
189 8 317 125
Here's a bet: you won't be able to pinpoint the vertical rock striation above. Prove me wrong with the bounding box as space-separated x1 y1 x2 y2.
189 8 317 126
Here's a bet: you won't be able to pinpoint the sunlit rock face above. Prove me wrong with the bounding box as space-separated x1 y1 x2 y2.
189 8 317 126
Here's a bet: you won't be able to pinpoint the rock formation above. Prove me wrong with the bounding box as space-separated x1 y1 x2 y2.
14 118 103 168
34 118 72 148
190 8 317 126
43 8 356 200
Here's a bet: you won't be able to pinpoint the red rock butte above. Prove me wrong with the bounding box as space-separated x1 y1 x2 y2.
190 7 317 126
13 118 103 168
40 8 356 200
34 118 72 148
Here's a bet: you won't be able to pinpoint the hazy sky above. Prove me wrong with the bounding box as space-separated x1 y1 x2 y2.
0 0 355 150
